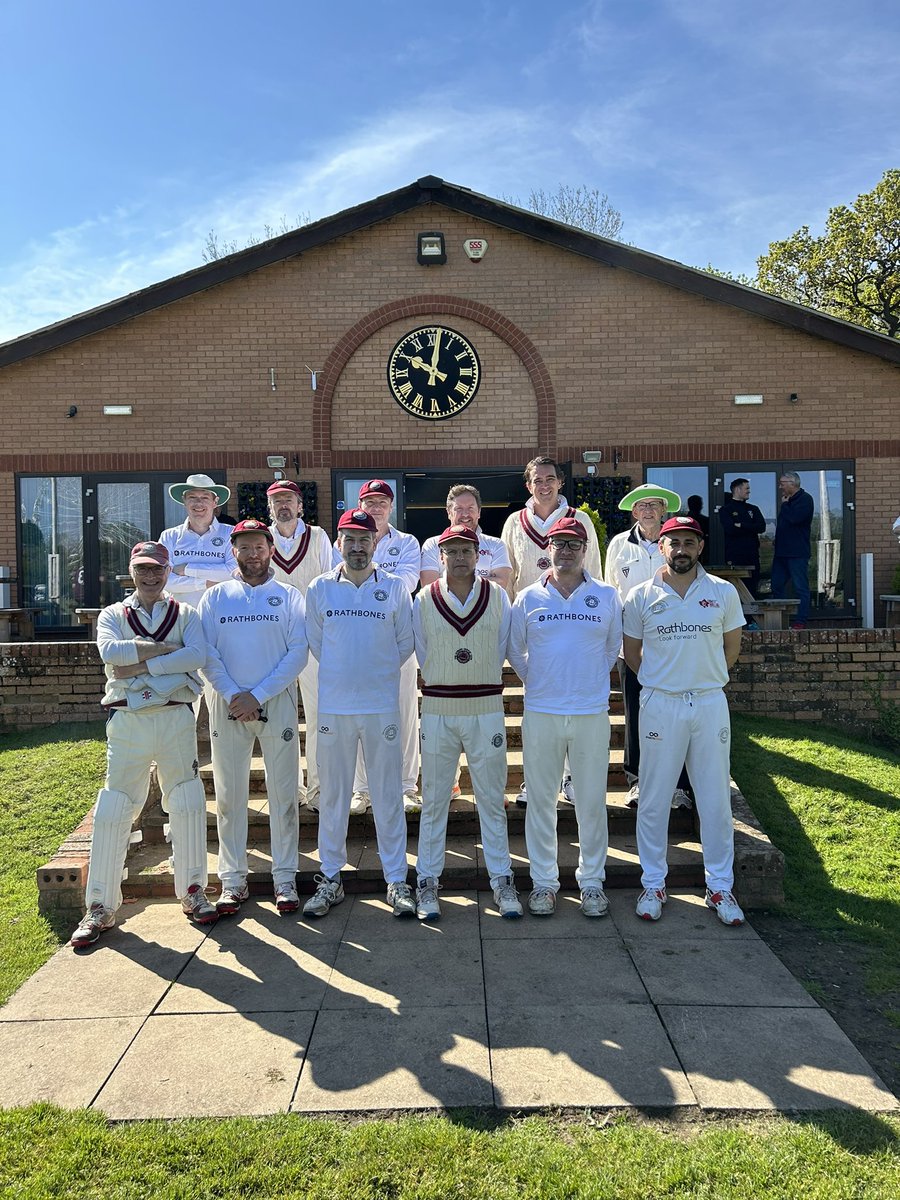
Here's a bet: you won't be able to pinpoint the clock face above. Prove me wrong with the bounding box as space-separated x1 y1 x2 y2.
386 325 481 421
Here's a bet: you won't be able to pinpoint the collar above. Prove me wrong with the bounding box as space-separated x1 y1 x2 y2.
180 516 220 536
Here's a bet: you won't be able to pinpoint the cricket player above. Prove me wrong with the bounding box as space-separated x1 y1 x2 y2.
622 515 746 926
509 517 622 917
266 480 333 810
304 508 417 919
501 456 601 806
159 473 238 610
198 519 308 916
348 479 422 814
69 540 213 948
605 483 692 810
413 524 521 921
420 484 512 590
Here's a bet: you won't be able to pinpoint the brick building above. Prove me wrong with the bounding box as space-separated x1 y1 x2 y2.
2 175 898 634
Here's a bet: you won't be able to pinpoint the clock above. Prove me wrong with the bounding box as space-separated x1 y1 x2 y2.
386 325 481 420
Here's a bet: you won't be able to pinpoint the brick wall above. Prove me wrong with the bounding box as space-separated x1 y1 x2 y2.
3 629 898 734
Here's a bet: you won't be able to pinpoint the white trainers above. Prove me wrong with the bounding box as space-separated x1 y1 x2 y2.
416 877 441 921
403 790 422 814
349 790 370 815
671 788 693 809
560 775 576 803
70 902 116 948
528 887 557 916
580 886 609 918
493 875 523 919
706 888 745 926
274 881 300 914
303 873 344 918
181 885 218 925
626 782 640 807
216 880 250 916
515 782 528 808
387 881 416 918
635 886 667 921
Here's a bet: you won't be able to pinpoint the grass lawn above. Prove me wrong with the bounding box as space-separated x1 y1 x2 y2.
730 714 900 989
0 1107 898 1199
1 717 898 1196
0 722 106 1005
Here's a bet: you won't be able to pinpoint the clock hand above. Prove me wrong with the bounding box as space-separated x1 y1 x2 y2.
409 354 448 383
430 329 442 371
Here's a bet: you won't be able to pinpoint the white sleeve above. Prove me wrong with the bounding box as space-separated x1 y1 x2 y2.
723 582 746 633
249 591 309 704
305 583 324 661
412 596 428 668
420 537 440 575
577 512 603 582
605 592 624 672
394 585 415 665
145 606 206 675
507 595 528 682
622 591 644 640
392 534 422 593
496 588 512 675
96 605 140 667
197 594 240 700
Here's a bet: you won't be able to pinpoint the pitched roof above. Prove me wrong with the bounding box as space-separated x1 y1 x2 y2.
3 175 900 369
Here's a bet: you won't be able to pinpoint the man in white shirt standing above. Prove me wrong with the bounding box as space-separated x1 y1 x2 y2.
605 483 692 810
159 473 238 610
501 456 602 807
420 484 512 591
266 480 333 811
69 541 214 948
304 508 417 919
413 524 521 921
198 519 308 918
349 479 422 815
509 517 622 917
622 515 745 926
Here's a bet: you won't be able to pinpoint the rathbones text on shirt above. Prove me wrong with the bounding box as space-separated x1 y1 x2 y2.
536 613 605 623
326 609 387 619
655 621 713 635
219 614 281 623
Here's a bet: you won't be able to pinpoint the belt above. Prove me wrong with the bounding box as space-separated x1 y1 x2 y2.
103 700 192 710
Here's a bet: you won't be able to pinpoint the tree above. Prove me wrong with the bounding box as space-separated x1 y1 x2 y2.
505 185 623 240
755 170 900 338
201 213 311 263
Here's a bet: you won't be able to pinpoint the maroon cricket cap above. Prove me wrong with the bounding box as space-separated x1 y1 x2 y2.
266 480 302 497
438 524 479 547
547 516 587 542
338 509 378 534
130 541 169 567
229 518 274 542
358 478 394 502
659 516 705 538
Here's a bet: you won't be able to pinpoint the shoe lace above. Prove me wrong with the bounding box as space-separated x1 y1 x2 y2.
531 887 555 902
496 878 519 903
418 881 439 905
389 882 412 901
582 887 603 901
312 874 339 900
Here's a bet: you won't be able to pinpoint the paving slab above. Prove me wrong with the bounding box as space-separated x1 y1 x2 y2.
477 892 620 939
157 908 341 1014
1 900 207 1020
608 889 761 941
0 1017 142 1109
659 1006 899 1111
94 1011 314 1118
293 1005 492 1111
324 898 484 1011
628 939 817 1007
483 938 647 1010
489 1003 696 1109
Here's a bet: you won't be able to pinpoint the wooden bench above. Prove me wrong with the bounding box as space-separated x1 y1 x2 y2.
880 595 900 627
0 607 38 641
75 608 103 639
743 599 800 630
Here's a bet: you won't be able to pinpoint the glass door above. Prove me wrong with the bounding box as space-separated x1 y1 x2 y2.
94 481 152 607
18 476 84 629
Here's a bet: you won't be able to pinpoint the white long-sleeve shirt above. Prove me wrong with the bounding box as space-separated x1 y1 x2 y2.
509 572 622 715
332 524 420 592
197 575 307 705
306 566 414 714
158 517 239 609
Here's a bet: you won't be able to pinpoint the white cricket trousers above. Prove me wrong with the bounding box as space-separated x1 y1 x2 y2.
637 688 734 892
355 655 420 793
87 704 205 910
416 710 512 887
207 686 300 888
299 655 320 803
317 711 408 883
522 711 611 891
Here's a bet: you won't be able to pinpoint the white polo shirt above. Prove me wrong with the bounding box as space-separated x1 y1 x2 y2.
420 528 511 580
198 574 308 704
508 572 622 715
306 566 415 714
622 565 744 692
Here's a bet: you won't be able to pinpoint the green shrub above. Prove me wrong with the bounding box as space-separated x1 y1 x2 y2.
576 502 608 570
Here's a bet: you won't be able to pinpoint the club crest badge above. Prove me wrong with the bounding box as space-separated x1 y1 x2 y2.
383 724 399 741
537 556 551 570
455 648 473 663
282 728 294 742
212 537 224 547
491 733 504 748
374 589 388 602
268 596 283 606
585 595 599 608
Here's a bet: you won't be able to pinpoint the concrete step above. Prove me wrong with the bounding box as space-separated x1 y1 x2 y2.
120 829 707 900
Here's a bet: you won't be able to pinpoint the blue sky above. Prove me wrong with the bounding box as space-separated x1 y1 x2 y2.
1 0 897 342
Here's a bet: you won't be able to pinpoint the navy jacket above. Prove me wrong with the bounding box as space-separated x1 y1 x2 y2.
774 488 814 559
718 499 766 564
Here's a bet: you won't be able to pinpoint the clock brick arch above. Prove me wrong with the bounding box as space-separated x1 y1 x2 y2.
313 295 556 463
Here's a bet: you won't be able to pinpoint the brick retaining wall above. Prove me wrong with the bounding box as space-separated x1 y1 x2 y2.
2 629 899 733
